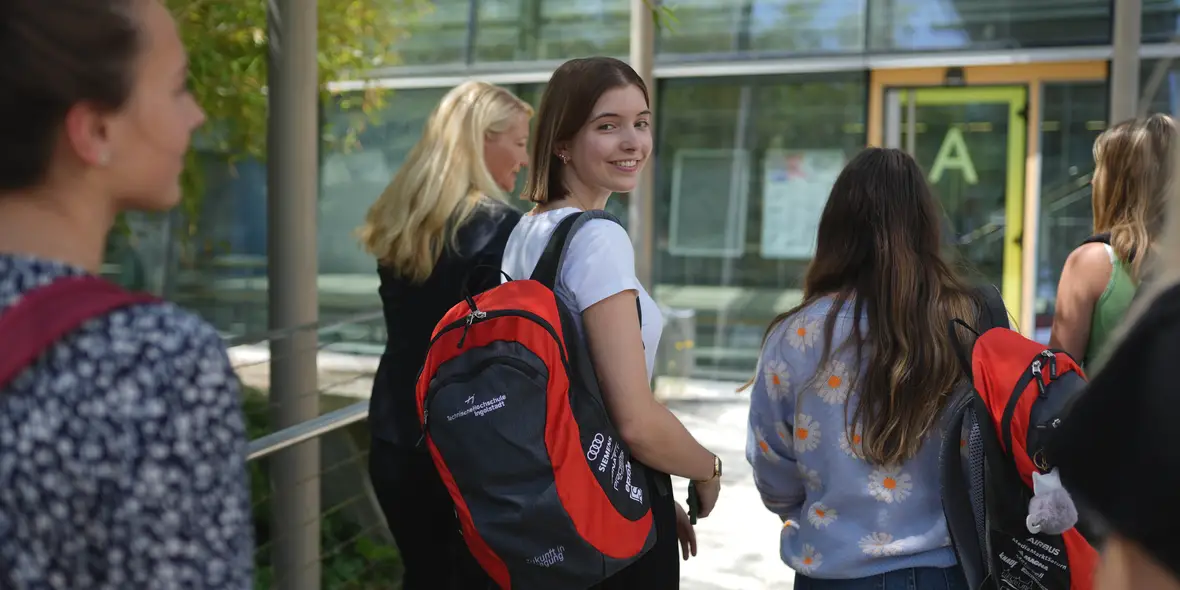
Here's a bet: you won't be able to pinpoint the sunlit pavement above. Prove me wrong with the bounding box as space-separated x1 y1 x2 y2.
665 390 797 590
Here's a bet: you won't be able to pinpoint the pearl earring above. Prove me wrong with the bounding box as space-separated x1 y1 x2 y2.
98 151 111 166
559 154 569 164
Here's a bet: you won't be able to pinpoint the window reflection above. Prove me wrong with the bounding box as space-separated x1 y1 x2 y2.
656 0 744 54
393 0 1180 66
474 0 630 63
868 0 1110 51
747 0 866 54
1143 0 1180 44
1035 82 1106 342
654 74 866 380
657 0 866 57
397 0 470 65
475 0 533 62
161 153 270 338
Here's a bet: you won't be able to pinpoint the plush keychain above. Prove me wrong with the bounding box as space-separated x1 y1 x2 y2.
1026 468 1079 535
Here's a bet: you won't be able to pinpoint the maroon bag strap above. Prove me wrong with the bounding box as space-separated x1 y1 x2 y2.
0 276 160 389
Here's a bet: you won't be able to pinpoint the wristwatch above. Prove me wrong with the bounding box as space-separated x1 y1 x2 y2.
697 454 722 483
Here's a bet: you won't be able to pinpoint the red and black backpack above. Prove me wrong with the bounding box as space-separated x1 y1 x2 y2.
415 210 657 590
941 286 1099 590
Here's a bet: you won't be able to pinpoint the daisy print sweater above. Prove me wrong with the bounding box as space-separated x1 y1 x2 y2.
745 296 957 579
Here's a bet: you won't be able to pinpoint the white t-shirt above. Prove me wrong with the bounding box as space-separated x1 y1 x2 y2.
501 207 663 380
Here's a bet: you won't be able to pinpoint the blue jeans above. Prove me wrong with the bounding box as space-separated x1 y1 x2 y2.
794 566 969 590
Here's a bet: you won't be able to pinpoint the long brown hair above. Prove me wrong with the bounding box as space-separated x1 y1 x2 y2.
755 148 982 467
522 56 649 204
1092 114 1178 280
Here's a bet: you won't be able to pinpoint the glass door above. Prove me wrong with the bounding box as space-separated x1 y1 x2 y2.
884 86 1027 323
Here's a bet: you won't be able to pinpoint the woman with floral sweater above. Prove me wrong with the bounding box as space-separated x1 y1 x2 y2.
746 148 988 590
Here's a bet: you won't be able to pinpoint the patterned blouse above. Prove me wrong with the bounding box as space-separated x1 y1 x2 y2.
745 296 957 579
0 254 254 589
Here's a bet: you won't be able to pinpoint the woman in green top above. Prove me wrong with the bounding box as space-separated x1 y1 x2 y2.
1050 114 1177 369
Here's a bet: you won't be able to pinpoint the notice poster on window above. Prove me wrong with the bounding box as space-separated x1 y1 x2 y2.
760 149 845 259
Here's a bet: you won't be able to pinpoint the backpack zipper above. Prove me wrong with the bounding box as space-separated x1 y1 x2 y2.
1000 350 1055 455
1030 359 1047 397
456 310 487 348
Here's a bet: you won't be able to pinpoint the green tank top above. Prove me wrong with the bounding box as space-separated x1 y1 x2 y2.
1084 244 1137 368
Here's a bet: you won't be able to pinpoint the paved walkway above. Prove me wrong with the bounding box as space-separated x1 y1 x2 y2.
667 397 796 590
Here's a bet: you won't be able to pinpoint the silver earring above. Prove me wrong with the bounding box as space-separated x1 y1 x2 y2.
559 154 569 164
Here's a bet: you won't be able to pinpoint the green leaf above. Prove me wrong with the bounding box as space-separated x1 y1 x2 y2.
644 0 679 32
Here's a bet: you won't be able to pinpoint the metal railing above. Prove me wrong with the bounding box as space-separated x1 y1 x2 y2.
230 310 400 590
247 401 370 462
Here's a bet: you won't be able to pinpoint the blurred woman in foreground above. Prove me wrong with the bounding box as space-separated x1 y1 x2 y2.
0 0 252 587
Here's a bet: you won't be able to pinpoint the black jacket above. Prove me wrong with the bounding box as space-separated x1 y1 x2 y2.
368 199 522 447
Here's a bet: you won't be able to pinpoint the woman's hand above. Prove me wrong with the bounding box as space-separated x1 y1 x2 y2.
675 502 698 561
693 476 721 518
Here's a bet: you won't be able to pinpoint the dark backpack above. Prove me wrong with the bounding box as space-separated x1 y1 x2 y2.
941 286 1098 590
0 276 158 390
415 210 657 590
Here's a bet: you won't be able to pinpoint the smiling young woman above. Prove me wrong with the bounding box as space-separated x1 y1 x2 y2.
501 56 722 589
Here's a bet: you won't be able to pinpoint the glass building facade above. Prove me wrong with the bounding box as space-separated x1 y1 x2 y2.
121 0 1180 381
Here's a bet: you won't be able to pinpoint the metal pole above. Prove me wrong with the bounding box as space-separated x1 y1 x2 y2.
267 0 321 587
905 90 917 156
884 89 902 149
630 0 656 289
1110 0 1142 122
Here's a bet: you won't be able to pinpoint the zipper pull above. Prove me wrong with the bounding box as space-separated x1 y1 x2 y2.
456 310 486 349
1031 360 1047 397
417 409 430 448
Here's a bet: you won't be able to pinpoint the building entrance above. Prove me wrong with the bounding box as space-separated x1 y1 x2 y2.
884 86 1028 321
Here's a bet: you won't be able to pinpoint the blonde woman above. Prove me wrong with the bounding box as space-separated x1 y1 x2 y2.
1049 114 1177 368
1049 124 1180 589
358 81 531 589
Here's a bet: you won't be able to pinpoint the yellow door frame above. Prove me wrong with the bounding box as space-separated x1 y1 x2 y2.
894 87 1027 322
868 62 1108 336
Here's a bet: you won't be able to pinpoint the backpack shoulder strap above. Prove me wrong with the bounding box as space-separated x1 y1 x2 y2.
530 210 622 289
0 276 159 389
976 283 1009 332
1081 232 1111 246
939 386 987 589
949 284 1009 378
529 210 642 323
